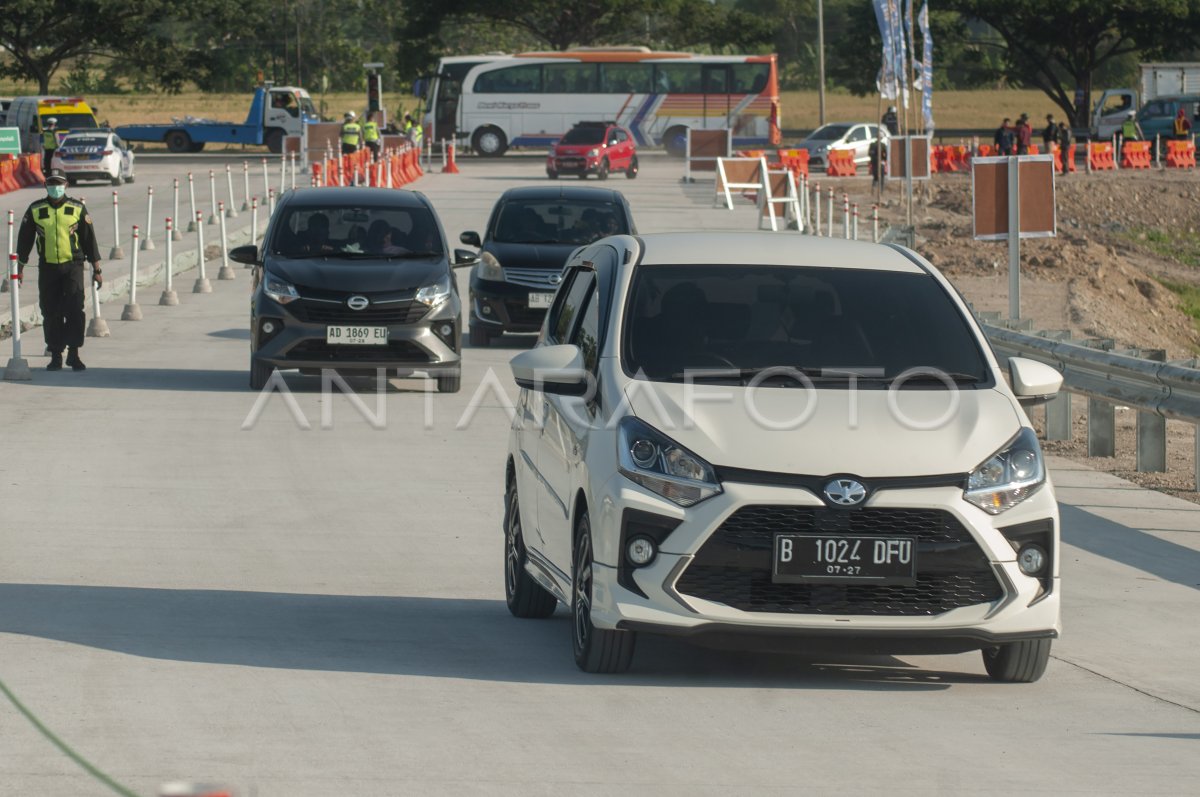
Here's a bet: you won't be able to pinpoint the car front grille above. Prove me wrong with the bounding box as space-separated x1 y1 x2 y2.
675 506 1003 616
286 339 430 363
290 301 428 325
504 267 563 289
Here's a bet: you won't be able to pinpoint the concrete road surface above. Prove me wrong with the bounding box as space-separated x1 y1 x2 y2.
0 154 1197 796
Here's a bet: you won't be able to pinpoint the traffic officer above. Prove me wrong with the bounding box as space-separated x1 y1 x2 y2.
15 169 102 372
403 113 423 148
362 112 381 161
341 111 362 155
40 117 59 175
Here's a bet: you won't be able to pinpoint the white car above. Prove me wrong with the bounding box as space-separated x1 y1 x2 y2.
504 231 1064 680
798 122 888 171
52 130 135 186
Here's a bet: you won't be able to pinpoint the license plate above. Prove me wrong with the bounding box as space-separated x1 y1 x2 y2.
773 534 916 584
325 325 388 345
559 158 582 166
527 292 556 309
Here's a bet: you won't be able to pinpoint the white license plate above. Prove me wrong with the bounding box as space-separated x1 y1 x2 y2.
325 325 388 345
528 292 556 309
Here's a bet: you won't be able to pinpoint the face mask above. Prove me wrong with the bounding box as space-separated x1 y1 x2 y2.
46 185 65 200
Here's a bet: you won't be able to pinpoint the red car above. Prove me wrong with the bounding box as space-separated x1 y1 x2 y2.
547 121 638 180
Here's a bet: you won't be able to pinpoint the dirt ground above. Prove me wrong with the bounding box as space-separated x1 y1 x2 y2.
829 167 1200 503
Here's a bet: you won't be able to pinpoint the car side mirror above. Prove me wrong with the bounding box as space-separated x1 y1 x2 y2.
1008 357 1063 406
510 344 590 396
460 231 481 248
229 244 260 266
453 248 479 268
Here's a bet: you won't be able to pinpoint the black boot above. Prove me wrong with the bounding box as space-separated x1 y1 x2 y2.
66 348 86 371
47 352 63 371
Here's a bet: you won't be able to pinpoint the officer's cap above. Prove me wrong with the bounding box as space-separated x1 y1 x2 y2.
44 169 68 185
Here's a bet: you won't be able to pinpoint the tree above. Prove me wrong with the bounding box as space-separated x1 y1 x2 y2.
947 0 1200 126
0 0 111 93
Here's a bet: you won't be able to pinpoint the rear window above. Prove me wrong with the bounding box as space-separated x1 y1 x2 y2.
560 127 606 145
622 265 989 383
270 205 443 260
43 113 96 130
491 199 628 245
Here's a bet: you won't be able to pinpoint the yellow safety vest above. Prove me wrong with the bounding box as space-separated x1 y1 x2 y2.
362 121 379 142
410 123 423 144
30 199 84 264
1175 116 1189 136
342 122 361 146
42 129 58 150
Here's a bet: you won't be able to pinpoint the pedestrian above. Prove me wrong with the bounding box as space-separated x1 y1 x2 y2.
403 113 424 148
1173 107 1192 140
1015 113 1032 155
362 112 381 161
39 117 59 175
1042 114 1056 148
881 105 899 136
994 117 1014 156
340 111 362 155
869 131 888 186
14 169 102 372
1056 122 1072 175
1117 110 1143 154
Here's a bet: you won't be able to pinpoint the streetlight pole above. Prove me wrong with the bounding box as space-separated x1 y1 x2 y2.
817 0 826 126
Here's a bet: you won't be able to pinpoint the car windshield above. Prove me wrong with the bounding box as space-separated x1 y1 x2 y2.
807 124 850 142
45 114 97 129
622 265 990 383
491 199 628 245
270 206 444 260
560 127 607 145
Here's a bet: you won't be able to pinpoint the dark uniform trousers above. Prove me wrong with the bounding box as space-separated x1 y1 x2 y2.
38 261 86 351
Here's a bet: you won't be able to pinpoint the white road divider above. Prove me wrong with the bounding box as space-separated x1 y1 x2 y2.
121 226 143 321
217 202 235 280
224 164 238 218
261 158 269 201
241 162 251 211
4 253 31 381
186 173 197 233
2 209 12 293
160 217 179 306
86 271 109 337
248 197 258 266
109 191 124 260
206 170 218 225
193 211 211 294
141 187 155 250
171 178 183 241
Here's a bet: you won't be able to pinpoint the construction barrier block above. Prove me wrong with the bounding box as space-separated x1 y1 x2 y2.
26 154 44 184
0 160 20 194
825 149 857 177
1121 140 1152 169
776 148 810 179
976 144 995 158
1089 142 1116 171
1166 140 1197 169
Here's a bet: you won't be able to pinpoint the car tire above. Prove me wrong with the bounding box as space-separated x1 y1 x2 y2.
663 126 688 158
469 325 494 347
188 142 205 153
625 155 639 179
472 126 508 157
982 638 1052 683
123 173 134 184
437 374 461 393
249 357 273 391
547 170 558 180
504 479 558 619
572 512 636 673
165 130 192 154
597 159 609 180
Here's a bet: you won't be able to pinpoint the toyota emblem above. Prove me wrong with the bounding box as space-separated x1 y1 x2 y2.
823 478 867 507
346 295 369 311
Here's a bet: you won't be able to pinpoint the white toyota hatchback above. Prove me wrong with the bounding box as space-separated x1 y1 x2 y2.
504 232 1063 681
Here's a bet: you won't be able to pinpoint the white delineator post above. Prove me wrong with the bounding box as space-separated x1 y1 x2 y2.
842 193 850 240
826 187 834 237
141 186 155 250
291 152 298 190
225 164 238 218
121 226 143 320
2 209 12 293
4 254 31 380
207 170 219 225
261 158 269 199
193 210 212 294
241 162 251 211
852 203 859 241
160 217 179 306
268 187 275 215
872 205 880 243
814 182 822 237
186 172 198 232
108 191 124 260
247 197 259 268
86 265 110 337
171 178 183 241
217 201 235 280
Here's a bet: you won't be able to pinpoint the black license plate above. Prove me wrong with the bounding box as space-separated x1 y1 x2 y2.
773 534 916 584
558 158 582 166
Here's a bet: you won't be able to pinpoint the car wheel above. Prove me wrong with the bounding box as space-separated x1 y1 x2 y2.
123 173 134 184
597 158 610 181
437 374 461 393
164 130 192 154
505 479 558 619
547 170 558 180
982 638 1052 683
663 126 688 158
572 512 636 673
469 324 494 347
472 126 508 157
625 155 639 179
188 142 205 153
265 129 285 154
249 357 273 390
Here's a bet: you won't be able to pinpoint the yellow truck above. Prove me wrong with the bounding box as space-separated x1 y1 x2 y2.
5 96 100 152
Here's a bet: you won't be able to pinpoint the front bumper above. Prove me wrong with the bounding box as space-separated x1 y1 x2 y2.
586 474 1061 649
547 155 602 175
470 275 553 334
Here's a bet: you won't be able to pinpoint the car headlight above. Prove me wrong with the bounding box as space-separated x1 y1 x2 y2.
478 251 503 281
587 148 600 158
415 273 452 307
617 416 722 507
264 274 300 305
964 428 1045 514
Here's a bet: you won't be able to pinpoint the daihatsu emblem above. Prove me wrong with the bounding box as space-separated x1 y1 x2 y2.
824 478 867 507
347 295 369 311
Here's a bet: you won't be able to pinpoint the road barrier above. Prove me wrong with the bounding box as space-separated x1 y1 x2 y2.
824 149 857 177
193 211 211 294
1052 143 1078 173
225 165 238 218
206 171 218 225
186 173 197 232
714 157 767 209
2 209 12 293
217 202 235 280
241 162 251 211
310 144 424 191
109 192 124 260
3 253 31 380
758 169 801 232
1120 141 1153 169
121 227 143 321
684 128 732 182
777 148 810 179
1166 140 1197 169
160 218 179 306
142 187 155 250
1088 142 1117 171
171 179 183 241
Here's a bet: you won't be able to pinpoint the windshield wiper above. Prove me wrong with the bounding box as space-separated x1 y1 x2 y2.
664 366 829 383
389 251 443 259
857 371 984 384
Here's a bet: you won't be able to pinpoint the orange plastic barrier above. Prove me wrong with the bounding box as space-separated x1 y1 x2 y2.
1051 143 1078 173
1120 140 1152 169
1088 142 1116 171
1027 144 1040 155
932 146 959 173
1166 140 1197 169
0 159 20 193
976 144 995 157
824 149 857 177
25 154 44 185
776 148 810 179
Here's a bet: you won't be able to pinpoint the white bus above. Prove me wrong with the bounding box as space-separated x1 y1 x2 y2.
420 49 781 157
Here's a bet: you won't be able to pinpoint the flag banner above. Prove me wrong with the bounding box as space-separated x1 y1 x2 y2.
919 1 934 130
873 0 898 100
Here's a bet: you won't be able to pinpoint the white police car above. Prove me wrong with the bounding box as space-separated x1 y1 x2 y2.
51 130 135 186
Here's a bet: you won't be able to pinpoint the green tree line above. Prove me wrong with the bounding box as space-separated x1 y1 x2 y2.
3 0 1199 125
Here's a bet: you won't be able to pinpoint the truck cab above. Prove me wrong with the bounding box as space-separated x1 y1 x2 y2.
265 86 320 140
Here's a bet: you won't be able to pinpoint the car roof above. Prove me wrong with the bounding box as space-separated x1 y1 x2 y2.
498 185 626 203
283 187 430 208
635 232 926 273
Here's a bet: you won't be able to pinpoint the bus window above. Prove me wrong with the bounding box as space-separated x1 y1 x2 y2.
731 63 771 94
654 64 702 93
474 64 543 94
545 63 598 93
702 65 730 94
599 63 654 93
